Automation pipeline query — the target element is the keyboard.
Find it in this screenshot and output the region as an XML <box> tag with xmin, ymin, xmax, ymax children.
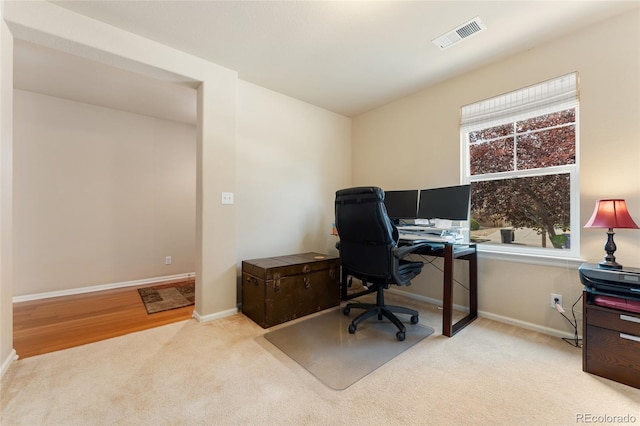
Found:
<box><xmin>398</xmin><ymin>233</ymin><xmax>453</xmax><ymax>243</ymax></box>
<box><xmin>397</xmin><ymin>225</ymin><xmax>436</xmax><ymax>232</ymax></box>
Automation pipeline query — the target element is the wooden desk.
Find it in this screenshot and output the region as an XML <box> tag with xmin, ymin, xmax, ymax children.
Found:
<box><xmin>340</xmin><ymin>242</ymin><xmax>478</xmax><ymax>337</ymax></box>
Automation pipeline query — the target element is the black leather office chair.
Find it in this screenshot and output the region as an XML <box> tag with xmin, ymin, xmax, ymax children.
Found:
<box><xmin>335</xmin><ymin>186</ymin><xmax>428</xmax><ymax>341</ymax></box>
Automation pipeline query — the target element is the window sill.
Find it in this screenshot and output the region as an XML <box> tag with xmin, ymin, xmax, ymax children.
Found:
<box><xmin>477</xmin><ymin>247</ymin><xmax>586</xmax><ymax>268</ymax></box>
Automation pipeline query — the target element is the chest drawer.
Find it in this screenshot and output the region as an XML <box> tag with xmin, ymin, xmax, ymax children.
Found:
<box><xmin>584</xmin><ymin>324</ymin><xmax>640</xmax><ymax>388</ymax></box>
<box><xmin>586</xmin><ymin>305</ymin><xmax>640</xmax><ymax>336</ymax></box>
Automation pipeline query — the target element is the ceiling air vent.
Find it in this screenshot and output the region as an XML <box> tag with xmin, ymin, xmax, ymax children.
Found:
<box><xmin>432</xmin><ymin>17</ymin><xmax>486</xmax><ymax>50</ymax></box>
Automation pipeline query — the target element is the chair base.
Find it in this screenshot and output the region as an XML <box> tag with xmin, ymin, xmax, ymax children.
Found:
<box><xmin>343</xmin><ymin>285</ymin><xmax>419</xmax><ymax>341</ymax></box>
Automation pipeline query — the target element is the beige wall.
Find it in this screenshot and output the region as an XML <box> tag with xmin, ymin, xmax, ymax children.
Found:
<box><xmin>236</xmin><ymin>80</ymin><xmax>351</xmax><ymax>264</ymax></box>
<box><xmin>12</xmin><ymin>90</ymin><xmax>196</xmax><ymax>297</ymax></box>
<box><xmin>352</xmin><ymin>9</ymin><xmax>640</xmax><ymax>336</ymax></box>
<box><xmin>1</xmin><ymin>8</ymin><xmax>17</xmax><ymax>373</ymax></box>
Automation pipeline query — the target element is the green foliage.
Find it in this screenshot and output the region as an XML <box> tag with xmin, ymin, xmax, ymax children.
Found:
<box><xmin>550</xmin><ymin>234</ymin><xmax>568</xmax><ymax>248</ymax></box>
<box><xmin>471</xmin><ymin>175</ymin><xmax>571</xmax><ymax>248</ymax></box>
<box><xmin>470</xmin><ymin>218</ymin><xmax>480</xmax><ymax>231</ymax></box>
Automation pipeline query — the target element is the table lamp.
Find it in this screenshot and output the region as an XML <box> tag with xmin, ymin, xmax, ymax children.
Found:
<box><xmin>584</xmin><ymin>199</ymin><xmax>639</xmax><ymax>269</ymax></box>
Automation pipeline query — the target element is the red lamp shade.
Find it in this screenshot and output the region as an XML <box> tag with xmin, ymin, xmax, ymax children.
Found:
<box><xmin>584</xmin><ymin>199</ymin><xmax>639</xmax><ymax>229</ymax></box>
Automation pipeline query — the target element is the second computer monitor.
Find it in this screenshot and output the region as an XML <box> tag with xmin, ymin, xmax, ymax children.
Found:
<box><xmin>384</xmin><ymin>189</ymin><xmax>419</xmax><ymax>220</ymax></box>
<box><xmin>418</xmin><ymin>184</ymin><xmax>471</xmax><ymax>221</ymax></box>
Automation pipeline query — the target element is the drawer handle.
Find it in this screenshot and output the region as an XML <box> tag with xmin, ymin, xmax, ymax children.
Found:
<box><xmin>620</xmin><ymin>314</ymin><xmax>640</xmax><ymax>324</ymax></box>
<box><xmin>620</xmin><ymin>333</ymin><xmax>640</xmax><ymax>343</ymax></box>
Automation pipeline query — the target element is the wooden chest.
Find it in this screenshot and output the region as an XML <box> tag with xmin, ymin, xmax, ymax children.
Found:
<box><xmin>241</xmin><ymin>252</ymin><xmax>340</xmax><ymax>328</ymax></box>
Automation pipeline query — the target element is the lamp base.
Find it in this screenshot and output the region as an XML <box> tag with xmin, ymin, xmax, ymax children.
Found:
<box><xmin>598</xmin><ymin>228</ymin><xmax>622</xmax><ymax>269</ymax></box>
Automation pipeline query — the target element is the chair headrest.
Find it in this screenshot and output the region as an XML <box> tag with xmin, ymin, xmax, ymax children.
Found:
<box><xmin>335</xmin><ymin>186</ymin><xmax>384</xmax><ymax>204</ymax></box>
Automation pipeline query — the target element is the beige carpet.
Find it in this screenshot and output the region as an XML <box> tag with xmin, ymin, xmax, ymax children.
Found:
<box><xmin>264</xmin><ymin>307</ymin><xmax>434</xmax><ymax>389</ymax></box>
<box><xmin>2</xmin><ymin>293</ymin><xmax>639</xmax><ymax>425</ymax></box>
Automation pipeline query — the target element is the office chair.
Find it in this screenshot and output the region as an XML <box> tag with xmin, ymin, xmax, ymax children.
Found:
<box><xmin>334</xmin><ymin>186</ymin><xmax>428</xmax><ymax>341</ymax></box>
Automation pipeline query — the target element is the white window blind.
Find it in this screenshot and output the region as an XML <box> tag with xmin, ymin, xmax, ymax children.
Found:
<box><xmin>461</xmin><ymin>72</ymin><xmax>579</xmax><ymax>133</ymax></box>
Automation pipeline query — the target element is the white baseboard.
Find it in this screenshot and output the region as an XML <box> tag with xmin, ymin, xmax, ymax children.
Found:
<box><xmin>388</xmin><ymin>288</ymin><xmax>578</xmax><ymax>340</ymax></box>
<box><xmin>477</xmin><ymin>310</ymin><xmax>580</xmax><ymax>340</ymax></box>
<box><xmin>12</xmin><ymin>273</ymin><xmax>196</xmax><ymax>303</ymax></box>
<box><xmin>193</xmin><ymin>307</ymin><xmax>238</xmax><ymax>323</ymax></box>
<box><xmin>388</xmin><ymin>287</ymin><xmax>469</xmax><ymax>313</ymax></box>
<box><xmin>1</xmin><ymin>349</ymin><xmax>18</xmax><ymax>378</ymax></box>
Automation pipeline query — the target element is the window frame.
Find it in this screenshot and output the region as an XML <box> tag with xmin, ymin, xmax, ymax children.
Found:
<box><xmin>460</xmin><ymin>75</ymin><xmax>581</xmax><ymax>260</ymax></box>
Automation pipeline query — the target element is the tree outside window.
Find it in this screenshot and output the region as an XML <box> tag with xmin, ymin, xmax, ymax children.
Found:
<box><xmin>465</xmin><ymin>109</ymin><xmax>577</xmax><ymax>251</ymax></box>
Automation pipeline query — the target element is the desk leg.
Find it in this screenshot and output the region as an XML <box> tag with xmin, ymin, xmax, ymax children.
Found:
<box><xmin>442</xmin><ymin>244</ymin><xmax>454</xmax><ymax>337</ymax></box>
<box><xmin>469</xmin><ymin>251</ymin><xmax>478</xmax><ymax>318</ymax></box>
<box><xmin>447</xmin><ymin>249</ymin><xmax>478</xmax><ymax>337</ymax></box>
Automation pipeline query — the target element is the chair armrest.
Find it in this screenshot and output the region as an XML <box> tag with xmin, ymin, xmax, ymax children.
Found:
<box><xmin>392</xmin><ymin>242</ymin><xmax>431</xmax><ymax>259</ymax></box>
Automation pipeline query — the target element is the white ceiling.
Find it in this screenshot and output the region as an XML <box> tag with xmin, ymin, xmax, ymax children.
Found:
<box><xmin>13</xmin><ymin>1</ymin><xmax>640</xmax><ymax>119</ymax></box>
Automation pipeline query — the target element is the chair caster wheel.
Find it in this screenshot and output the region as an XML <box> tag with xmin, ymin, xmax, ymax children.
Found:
<box><xmin>410</xmin><ymin>315</ymin><xmax>419</xmax><ymax>324</ymax></box>
<box><xmin>343</xmin><ymin>307</ymin><xmax>351</xmax><ymax>316</ymax></box>
<box><xmin>396</xmin><ymin>331</ymin><xmax>406</xmax><ymax>341</ymax></box>
<box><xmin>348</xmin><ymin>324</ymin><xmax>357</xmax><ymax>334</ymax></box>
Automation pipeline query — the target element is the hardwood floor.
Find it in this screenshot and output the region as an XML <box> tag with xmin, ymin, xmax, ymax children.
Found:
<box><xmin>13</xmin><ymin>282</ymin><xmax>194</xmax><ymax>359</ymax></box>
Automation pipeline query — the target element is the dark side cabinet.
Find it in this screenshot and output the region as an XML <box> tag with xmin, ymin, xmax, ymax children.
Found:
<box><xmin>583</xmin><ymin>291</ymin><xmax>640</xmax><ymax>388</ymax></box>
<box><xmin>242</xmin><ymin>252</ymin><xmax>340</xmax><ymax>328</ymax></box>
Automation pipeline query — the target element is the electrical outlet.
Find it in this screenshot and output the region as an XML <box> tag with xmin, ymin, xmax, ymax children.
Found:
<box><xmin>550</xmin><ymin>293</ymin><xmax>562</xmax><ymax>309</ymax></box>
<box><xmin>165</xmin><ymin>256</ymin><xmax>172</xmax><ymax>265</ymax></box>
<box><xmin>221</xmin><ymin>192</ymin><xmax>234</xmax><ymax>205</ymax></box>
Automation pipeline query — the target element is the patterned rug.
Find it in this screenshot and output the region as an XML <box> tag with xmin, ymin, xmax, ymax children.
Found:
<box><xmin>137</xmin><ymin>281</ymin><xmax>195</xmax><ymax>314</ymax></box>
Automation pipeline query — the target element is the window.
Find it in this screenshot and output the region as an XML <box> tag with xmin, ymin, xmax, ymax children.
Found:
<box><xmin>461</xmin><ymin>73</ymin><xmax>579</xmax><ymax>257</ymax></box>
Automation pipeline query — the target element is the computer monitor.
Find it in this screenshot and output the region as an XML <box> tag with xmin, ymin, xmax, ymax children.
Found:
<box><xmin>383</xmin><ymin>189</ymin><xmax>419</xmax><ymax>221</ymax></box>
<box><xmin>417</xmin><ymin>184</ymin><xmax>471</xmax><ymax>221</ymax></box>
